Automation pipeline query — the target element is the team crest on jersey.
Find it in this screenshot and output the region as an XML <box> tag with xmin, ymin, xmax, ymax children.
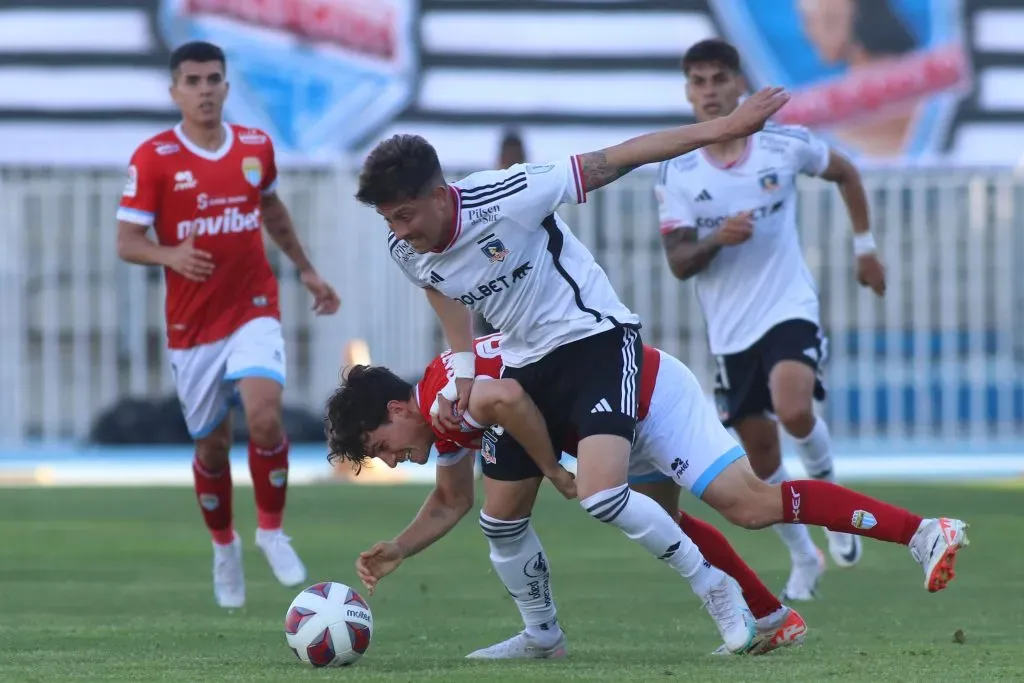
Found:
<box><xmin>158</xmin><ymin>0</ymin><xmax>419</xmax><ymax>155</ymax></box>
<box><xmin>481</xmin><ymin>238</ymin><xmax>510</xmax><ymax>263</ymax></box>
<box><xmin>759</xmin><ymin>172</ymin><xmax>779</xmax><ymax>192</ymax></box>
<box><xmin>480</xmin><ymin>430</ymin><xmax>498</xmax><ymax>465</ymax></box>
<box><xmin>241</xmin><ymin>157</ymin><xmax>263</xmax><ymax>188</ymax></box>
<box><xmin>710</xmin><ymin>0</ymin><xmax>971</xmax><ymax>164</ymax></box>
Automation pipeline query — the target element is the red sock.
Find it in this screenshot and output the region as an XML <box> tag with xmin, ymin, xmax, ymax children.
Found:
<box><xmin>192</xmin><ymin>457</ymin><xmax>234</xmax><ymax>545</ymax></box>
<box><xmin>678</xmin><ymin>511</ymin><xmax>782</xmax><ymax>620</ymax></box>
<box><xmin>781</xmin><ymin>480</ymin><xmax>923</xmax><ymax>545</ymax></box>
<box><xmin>249</xmin><ymin>438</ymin><xmax>290</xmax><ymax>530</ymax></box>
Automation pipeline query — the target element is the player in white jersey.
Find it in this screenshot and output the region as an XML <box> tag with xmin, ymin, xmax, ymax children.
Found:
<box><xmin>355</xmin><ymin>89</ymin><xmax>790</xmax><ymax>657</ymax></box>
<box><xmin>654</xmin><ymin>39</ymin><xmax>888</xmax><ymax>601</ymax></box>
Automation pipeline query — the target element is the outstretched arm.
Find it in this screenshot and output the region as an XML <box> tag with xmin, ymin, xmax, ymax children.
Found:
<box><xmin>392</xmin><ymin>453</ymin><xmax>476</xmax><ymax>559</ymax></box>
<box><xmin>576</xmin><ymin>87</ymin><xmax>790</xmax><ymax>193</ymax></box>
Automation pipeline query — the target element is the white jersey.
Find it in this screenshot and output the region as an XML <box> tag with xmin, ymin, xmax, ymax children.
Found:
<box><xmin>655</xmin><ymin>123</ymin><xmax>830</xmax><ymax>355</ymax></box>
<box><xmin>390</xmin><ymin>157</ymin><xmax>640</xmax><ymax>368</ymax></box>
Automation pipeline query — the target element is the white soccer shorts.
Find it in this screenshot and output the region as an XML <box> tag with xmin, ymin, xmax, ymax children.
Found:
<box><xmin>167</xmin><ymin>316</ymin><xmax>287</xmax><ymax>439</ymax></box>
<box><xmin>628</xmin><ymin>350</ymin><xmax>746</xmax><ymax>497</ymax></box>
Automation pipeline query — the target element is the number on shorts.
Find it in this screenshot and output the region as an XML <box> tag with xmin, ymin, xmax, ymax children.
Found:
<box><xmin>474</xmin><ymin>334</ymin><xmax>502</xmax><ymax>359</ymax></box>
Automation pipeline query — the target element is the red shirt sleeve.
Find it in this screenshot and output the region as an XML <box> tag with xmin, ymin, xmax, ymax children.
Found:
<box><xmin>116</xmin><ymin>145</ymin><xmax>161</xmax><ymax>228</ymax></box>
<box><xmin>261</xmin><ymin>136</ymin><xmax>279</xmax><ymax>196</ymax></box>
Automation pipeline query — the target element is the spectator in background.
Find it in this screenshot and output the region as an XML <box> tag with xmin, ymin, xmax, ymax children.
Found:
<box><xmin>473</xmin><ymin>130</ymin><xmax>529</xmax><ymax>336</ymax></box>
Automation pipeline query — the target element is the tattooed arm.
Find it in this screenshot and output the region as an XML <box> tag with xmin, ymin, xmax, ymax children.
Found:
<box><xmin>661</xmin><ymin>227</ymin><xmax>723</xmax><ymax>281</ymax></box>
<box><xmin>260</xmin><ymin>191</ymin><xmax>315</xmax><ymax>273</ymax></box>
<box><xmin>576</xmin><ymin>86</ymin><xmax>790</xmax><ymax>193</ymax></box>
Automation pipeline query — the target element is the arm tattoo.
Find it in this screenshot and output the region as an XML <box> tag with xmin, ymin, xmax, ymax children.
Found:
<box><xmin>577</xmin><ymin>151</ymin><xmax>638</xmax><ymax>193</ymax></box>
<box><xmin>261</xmin><ymin>193</ymin><xmax>313</xmax><ymax>272</ymax></box>
<box><xmin>661</xmin><ymin>227</ymin><xmax>721</xmax><ymax>280</ymax></box>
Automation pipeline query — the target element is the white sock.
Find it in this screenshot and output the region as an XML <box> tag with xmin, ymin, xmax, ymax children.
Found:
<box><xmin>789</xmin><ymin>417</ymin><xmax>835</xmax><ymax>481</ymax></box>
<box><xmin>580</xmin><ymin>484</ymin><xmax>721</xmax><ymax>596</ymax></box>
<box><xmin>478</xmin><ymin>512</ymin><xmax>562</xmax><ymax>645</ymax></box>
<box><xmin>765</xmin><ymin>465</ymin><xmax>819</xmax><ymax>562</ymax></box>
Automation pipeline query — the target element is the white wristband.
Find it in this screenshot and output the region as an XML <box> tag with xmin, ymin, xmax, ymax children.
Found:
<box><xmin>450</xmin><ymin>351</ymin><xmax>476</xmax><ymax>379</ymax></box>
<box><xmin>852</xmin><ymin>232</ymin><xmax>877</xmax><ymax>256</ymax></box>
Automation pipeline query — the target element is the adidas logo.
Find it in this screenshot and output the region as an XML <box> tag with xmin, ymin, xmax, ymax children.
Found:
<box><xmin>694</xmin><ymin>189</ymin><xmax>712</xmax><ymax>202</ymax></box>
<box><xmin>590</xmin><ymin>398</ymin><xmax>613</xmax><ymax>414</ymax></box>
<box><xmin>429</xmin><ymin>270</ymin><xmax>445</xmax><ymax>284</ymax></box>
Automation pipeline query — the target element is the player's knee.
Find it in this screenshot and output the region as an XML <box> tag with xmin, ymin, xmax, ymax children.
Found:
<box><xmin>774</xmin><ymin>403</ymin><xmax>815</xmax><ymax>437</ymax></box>
<box><xmin>702</xmin><ymin>460</ymin><xmax>778</xmax><ymax>529</ymax></box>
<box><xmin>195</xmin><ymin>434</ymin><xmax>231</xmax><ymax>472</ymax></box>
<box><xmin>246</xmin><ymin>405</ymin><xmax>283</xmax><ymax>447</ymax></box>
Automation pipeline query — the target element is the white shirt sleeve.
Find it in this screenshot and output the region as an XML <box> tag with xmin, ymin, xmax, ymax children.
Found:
<box><xmin>791</xmin><ymin>127</ymin><xmax>831</xmax><ymax>177</ymax></box>
<box><xmin>435</xmin><ymin>447</ymin><xmax>472</xmax><ymax>467</ymax></box>
<box><xmin>502</xmin><ymin>157</ymin><xmax>587</xmax><ymax>230</ymax></box>
<box><xmin>654</xmin><ymin>164</ymin><xmax>695</xmax><ymax>233</ymax></box>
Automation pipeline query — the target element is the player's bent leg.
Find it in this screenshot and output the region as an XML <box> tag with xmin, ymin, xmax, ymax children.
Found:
<box><xmin>629</xmin><ymin>477</ymin><xmax>803</xmax><ymax>656</ymax></box>
<box><xmin>193</xmin><ymin>419</ymin><xmax>245</xmax><ymax>609</ymax></box>
<box><xmin>469</xmin><ymin>475</ymin><xmax>566</xmax><ymax>660</ymax></box>
<box><xmin>579</xmin><ymin>435</ymin><xmax>755</xmax><ymax>653</ymax></box>
<box><xmin>733</xmin><ymin>417</ymin><xmax>823</xmax><ymax>602</ymax></box>
<box><xmin>704</xmin><ymin>460</ymin><xmax>970</xmax><ymax>592</ymax></box>
<box><xmin>237</xmin><ymin>375</ymin><xmax>306</xmax><ymax>588</ymax></box>
<box><xmin>768</xmin><ymin>360</ymin><xmax>861</xmax><ymax>567</ymax></box>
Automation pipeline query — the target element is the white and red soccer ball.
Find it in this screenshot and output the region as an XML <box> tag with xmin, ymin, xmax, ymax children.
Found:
<box><xmin>284</xmin><ymin>582</ymin><xmax>373</xmax><ymax>667</ymax></box>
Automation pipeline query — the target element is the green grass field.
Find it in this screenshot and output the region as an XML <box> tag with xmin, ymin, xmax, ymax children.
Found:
<box><xmin>1</xmin><ymin>482</ymin><xmax>1021</xmax><ymax>682</ymax></box>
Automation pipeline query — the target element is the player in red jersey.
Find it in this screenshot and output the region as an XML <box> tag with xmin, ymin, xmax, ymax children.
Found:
<box><xmin>326</xmin><ymin>334</ymin><xmax>970</xmax><ymax>657</ymax></box>
<box><xmin>115</xmin><ymin>41</ymin><xmax>340</xmax><ymax>609</ymax></box>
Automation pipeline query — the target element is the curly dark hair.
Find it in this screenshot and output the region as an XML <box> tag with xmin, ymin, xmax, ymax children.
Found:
<box><xmin>681</xmin><ymin>38</ymin><xmax>741</xmax><ymax>75</ymax></box>
<box><xmin>355</xmin><ymin>134</ymin><xmax>445</xmax><ymax>207</ymax></box>
<box><xmin>325</xmin><ymin>364</ymin><xmax>414</xmax><ymax>470</ymax></box>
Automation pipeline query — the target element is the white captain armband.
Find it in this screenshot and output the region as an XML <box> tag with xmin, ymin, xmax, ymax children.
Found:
<box><xmin>852</xmin><ymin>232</ymin><xmax>877</xmax><ymax>256</ymax></box>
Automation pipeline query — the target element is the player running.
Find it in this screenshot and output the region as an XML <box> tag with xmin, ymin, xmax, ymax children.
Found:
<box><xmin>328</xmin><ymin>335</ymin><xmax>807</xmax><ymax>657</ymax></box>
<box><xmin>115</xmin><ymin>41</ymin><xmax>340</xmax><ymax>609</ymax></box>
<box><xmin>329</xmin><ymin>336</ymin><xmax>967</xmax><ymax>656</ymax></box>
<box><xmin>655</xmin><ymin>38</ymin><xmax>889</xmax><ymax>600</ymax></box>
<box><xmin>356</xmin><ymin>89</ymin><xmax>790</xmax><ymax>657</ymax></box>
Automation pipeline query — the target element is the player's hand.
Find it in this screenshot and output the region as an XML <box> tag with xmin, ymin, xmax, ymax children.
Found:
<box><xmin>712</xmin><ymin>212</ymin><xmax>754</xmax><ymax>246</ymax></box>
<box><xmin>300</xmin><ymin>269</ymin><xmax>341</xmax><ymax>315</ymax></box>
<box><xmin>546</xmin><ymin>465</ymin><xmax>577</xmax><ymax>500</ymax></box>
<box><xmin>434</xmin><ymin>378</ymin><xmax>474</xmax><ymax>432</ymax></box>
<box><xmin>355</xmin><ymin>541</ymin><xmax>404</xmax><ymax>596</ymax></box>
<box><xmin>856</xmin><ymin>253</ymin><xmax>887</xmax><ymax>296</ymax></box>
<box><xmin>166</xmin><ymin>233</ymin><xmax>215</xmax><ymax>282</ymax></box>
<box><xmin>723</xmin><ymin>86</ymin><xmax>791</xmax><ymax>137</ymax></box>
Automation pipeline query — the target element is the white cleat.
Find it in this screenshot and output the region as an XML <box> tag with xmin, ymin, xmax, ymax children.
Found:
<box><xmin>213</xmin><ymin>533</ymin><xmax>246</xmax><ymax>609</ymax></box>
<box><xmin>781</xmin><ymin>548</ymin><xmax>826</xmax><ymax>602</ymax></box>
<box><xmin>465</xmin><ymin>631</ymin><xmax>567</xmax><ymax>660</ymax></box>
<box><xmin>255</xmin><ymin>529</ymin><xmax>307</xmax><ymax>587</ymax></box>
<box><xmin>909</xmin><ymin>518</ymin><xmax>969</xmax><ymax>593</ymax></box>
<box><xmin>701</xmin><ymin>575</ymin><xmax>756</xmax><ymax>654</ymax></box>
<box><xmin>826</xmin><ymin>530</ymin><xmax>863</xmax><ymax>568</ymax></box>
<box><xmin>712</xmin><ymin>606</ymin><xmax>808</xmax><ymax>656</ymax></box>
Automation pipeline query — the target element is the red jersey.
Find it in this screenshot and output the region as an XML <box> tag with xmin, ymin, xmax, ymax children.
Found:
<box><xmin>116</xmin><ymin>123</ymin><xmax>280</xmax><ymax>349</ymax></box>
<box><xmin>417</xmin><ymin>334</ymin><xmax>661</xmax><ymax>456</ymax></box>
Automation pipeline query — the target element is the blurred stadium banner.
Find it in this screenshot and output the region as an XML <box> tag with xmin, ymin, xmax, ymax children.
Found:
<box><xmin>0</xmin><ymin>0</ymin><xmax>1020</xmax><ymax>168</ymax></box>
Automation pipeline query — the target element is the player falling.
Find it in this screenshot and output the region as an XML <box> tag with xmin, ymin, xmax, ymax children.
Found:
<box><xmin>656</xmin><ymin>39</ymin><xmax>891</xmax><ymax>600</ymax></box>
<box><xmin>115</xmin><ymin>41</ymin><xmax>341</xmax><ymax>608</ymax></box>
<box><xmin>328</xmin><ymin>335</ymin><xmax>969</xmax><ymax>656</ymax></box>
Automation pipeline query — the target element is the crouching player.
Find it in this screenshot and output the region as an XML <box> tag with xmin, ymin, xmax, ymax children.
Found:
<box><xmin>327</xmin><ymin>334</ymin><xmax>810</xmax><ymax>657</ymax></box>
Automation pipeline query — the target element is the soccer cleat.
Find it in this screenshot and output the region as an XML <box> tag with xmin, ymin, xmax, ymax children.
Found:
<box><xmin>700</xmin><ymin>575</ymin><xmax>757</xmax><ymax>654</ymax></box>
<box><xmin>465</xmin><ymin>631</ymin><xmax>567</xmax><ymax>660</ymax></box>
<box><xmin>781</xmin><ymin>548</ymin><xmax>826</xmax><ymax>602</ymax></box>
<box><xmin>712</xmin><ymin>606</ymin><xmax>808</xmax><ymax>656</ymax></box>
<box><xmin>255</xmin><ymin>528</ymin><xmax>307</xmax><ymax>587</ymax></box>
<box><xmin>825</xmin><ymin>530</ymin><xmax>863</xmax><ymax>568</ymax></box>
<box><xmin>909</xmin><ymin>518</ymin><xmax>969</xmax><ymax>593</ymax></box>
<box><xmin>213</xmin><ymin>533</ymin><xmax>246</xmax><ymax>609</ymax></box>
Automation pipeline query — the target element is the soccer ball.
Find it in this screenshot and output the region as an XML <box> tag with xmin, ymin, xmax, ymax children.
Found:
<box><xmin>284</xmin><ymin>582</ymin><xmax>373</xmax><ymax>667</ymax></box>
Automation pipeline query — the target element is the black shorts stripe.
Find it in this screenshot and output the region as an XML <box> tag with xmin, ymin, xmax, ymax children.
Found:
<box><xmin>619</xmin><ymin>328</ymin><xmax>639</xmax><ymax>417</ymax></box>
<box><xmin>459</xmin><ymin>172</ymin><xmax>526</xmax><ymax>201</ymax></box>
<box><xmin>461</xmin><ymin>178</ymin><xmax>527</xmax><ymax>209</ymax></box>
